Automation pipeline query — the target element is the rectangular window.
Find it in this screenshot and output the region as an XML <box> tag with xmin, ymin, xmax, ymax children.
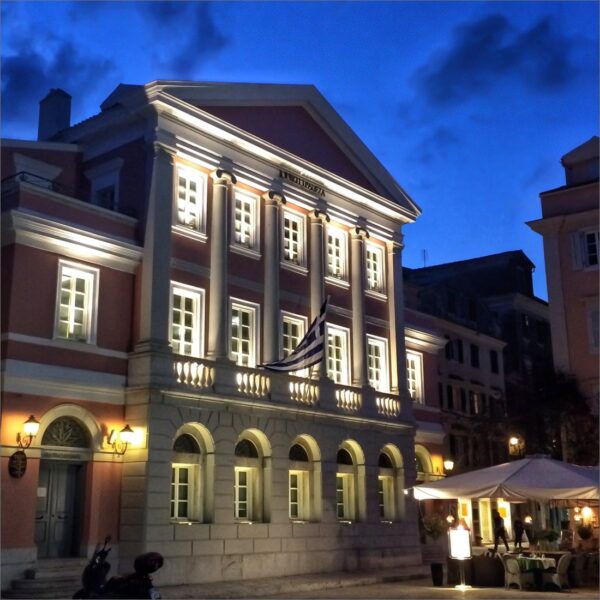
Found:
<box><xmin>456</xmin><ymin>339</ymin><xmax>464</xmax><ymax>363</ymax></box>
<box><xmin>282</xmin><ymin>210</ymin><xmax>305</xmax><ymax>266</ymax></box>
<box><xmin>55</xmin><ymin>261</ymin><xmax>99</xmax><ymax>343</ymax></box>
<box><xmin>446</xmin><ymin>385</ymin><xmax>454</xmax><ymax>410</ymax></box>
<box><xmin>366</xmin><ymin>243</ymin><xmax>385</xmax><ymax>293</ymax></box>
<box><xmin>233</xmin><ymin>191</ymin><xmax>259</xmax><ymax>250</ymax></box>
<box><xmin>445</xmin><ymin>337</ymin><xmax>453</xmax><ymax>360</ymax></box>
<box><xmin>460</xmin><ymin>388</ymin><xmax>467</xmax><ymax>413</ymax></box>
<box><xmin>406</xmin><ymin>351</ymin><xmax>423</xmax><ymax>403</ymax></box>
<box><xmin>171</xmin><ymin>464</ymin><xmax>195</xmax><ymax>520</ymax></box>
<box><xmin>171</xmin><ymin>284</ymin><xmax>204</xmax><ymax>357</ymax></box>
<box><xmin>327</xmin><ymin>325</ymin><xmax>350</xmax><ymax>384</ymax></box>
<box><xmin>282</xmin><ymin>313</ymin><xmax>307</xmax><ymax>376</ymax></box>
<box><xmin>234</xmin><ymin>467</ymin><xmax>252</xmax><ymax>519</ymax></box>
<box><xmin>289</xmin><ymin>470</ymin><xmax>308</xmax><ymax>520</ymax></box>
<box><xmin>584</xmin><ymin>231</ymin><xmax>599</xmax><ymax>267</ymax></box>
<box><xmin>490</xmin><ymin>350</ymin><xmax>499</xmax><ymax>374</ymax></box>
<box><xmin>336</xmin><ymin>473</ymin><xmax>354</xmax><ymax>520</ymax></box>
<box><xmin>95</xmin><ymin>185</ymin><xmax>116</xmax><ymax>210</ymax></box>
<box><xmin>326</xmin><ymin>227</ymin><xmax>347</xmax><ymax>280</ymax></box>
<box><xmin>378</xmin><ymin>475</ymin><xmax>394</xmax><ymax>521</ymax></box>
<box><xmin>469</xmin><ymin>391</ymin><xmax>480</xmax><ymax>415</ymax></box>
<box><xmin>367</xmin><ymin>336</ymin><xmax>389</xmax><ymax>391</ymax></box>
<box><xmin>470</xmin><ymin>344</ymin><xmax>480</xmax><ymax>368</ymax></box>
<box><xmin>230</xmin><ymin>301</ymin><xmax>257</xmax><ymax>367</ymax></box>
<box><xmin>176</xmin><ymin>167</ymin><xmax>206</xmax><ymax>232</ymax></box>
<box><xmin>588</xmin><ymin>306</ymin><xmax>599</xmax><ymax>350</ymax></box>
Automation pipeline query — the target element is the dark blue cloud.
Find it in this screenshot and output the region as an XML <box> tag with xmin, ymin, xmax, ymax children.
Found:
<box><xmin>1</xmin><ymin>39</ymin><xmax>115</xmax><ymax>132</ymax></box>
<box><xmin>413</xmin><ymin>14</ymin><xmax>580</xmax><ymax>107</ymax></box>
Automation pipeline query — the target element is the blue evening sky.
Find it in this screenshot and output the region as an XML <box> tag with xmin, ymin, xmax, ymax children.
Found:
<box><xmin>2</xmin><ymin>1</ymin><xmax>598</xmax><ymax>298</ymax></box>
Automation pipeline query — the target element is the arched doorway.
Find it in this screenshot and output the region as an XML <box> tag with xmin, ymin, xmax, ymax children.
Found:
<box><xmin>35</xmin><ymin>417</ymin><xmax>91</xmax><ymax>558</ymax></box>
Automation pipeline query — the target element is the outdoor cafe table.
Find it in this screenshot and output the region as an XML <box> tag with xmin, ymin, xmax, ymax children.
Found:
<box><xmin>517</xmin><ymin>556</ymin><xmax>556</xmax><ymax>590</ymax></box>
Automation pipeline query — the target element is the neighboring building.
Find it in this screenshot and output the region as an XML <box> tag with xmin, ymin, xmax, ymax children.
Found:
<box><xmin>1</xmin><ymin>82</ymin><xmax>423</xmax><ymax>589</ymax></box>
<box><xmin>528</xmin><ymin>137</ymin><xmax>599</xmax><ymax>414</ymax></box>
<box><xmin>404</xmin><ymin>251</ymin><xmax>554</xmax><ymax>458</ymax></box>
<box><xmin>403</xmin><ymin>271</ymin><xmax>508</xmax><ymax>546</ymax></box>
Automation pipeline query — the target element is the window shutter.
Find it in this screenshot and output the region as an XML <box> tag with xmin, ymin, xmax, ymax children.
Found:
<box><xmin>570</xmin><ymin>232</ymin><xmax>583</xmax><ymax>269</ymax></box>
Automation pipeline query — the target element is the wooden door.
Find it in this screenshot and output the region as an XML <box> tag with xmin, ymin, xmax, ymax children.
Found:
<box><xmin>35</xmin><ymin>461</ymin><xmax>83</xmax><ymax>558</ymax></box>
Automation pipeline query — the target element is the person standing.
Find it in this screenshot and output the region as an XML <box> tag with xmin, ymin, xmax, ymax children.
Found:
<box><xmin>513</xmin><ymin>518</ymin><xmax>525</xmax><ymax>551</ymax></box>
<box><xmin>492</xmin><ymin>509</ymin><xmax>510</xmax><ymax>553</ymax></box>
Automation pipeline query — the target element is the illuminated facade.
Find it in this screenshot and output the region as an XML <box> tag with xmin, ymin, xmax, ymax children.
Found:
<box><xmin>1</xmin><ymin>82</ymin><xmax>422</xmax><ymax>588</ymax></box>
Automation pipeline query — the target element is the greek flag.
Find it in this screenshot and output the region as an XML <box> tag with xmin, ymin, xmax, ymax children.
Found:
<box><xmin>262</xmin><ymin>298</ymin><xmax>329</xmax><ymax>372</ymax></box>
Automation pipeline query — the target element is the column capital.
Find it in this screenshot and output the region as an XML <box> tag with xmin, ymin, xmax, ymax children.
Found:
<box><xmin>262</xmin><ymin>190</ymin><xmax>286</xmax><ymax>206</ymax></box>
<box><xmin>152</xmin><ymin>140</ymin><xmax>177</xmax><ymax>159</ymax></box>
<box><xmin>211</xmin><ymin>168</ymin><xmax>237</xmax><ymax>185</ymax></box>
<box><xmin>309</xmin><ymin>208</ymin><xmax>330</xmax><ymax>223</ymax></box>
<box><xmin>350</xmin><ymin>226</ymin><xmax>369</xmax><ymax>240</ymax></box>
<box><xmin>386</xmin><ymin>233</ymin><xmax>405</xmax><ymax>252</ymax></box>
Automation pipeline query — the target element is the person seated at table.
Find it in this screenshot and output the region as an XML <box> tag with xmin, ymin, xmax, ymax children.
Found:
<box><xmin>492</xmin><ymin>509</ymin><xmax>510</xmax><ymax>554</ymax></box>
<box><xmin>514</xmin><ymin>518</ymin><xmax>525</xmax><ymax>551</ymax></box>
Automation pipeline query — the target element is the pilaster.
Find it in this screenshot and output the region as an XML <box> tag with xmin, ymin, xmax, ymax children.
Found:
<box><xmin>262</xmin><ymin>191</ymin><xmax>286</xmax><ymax>364</ymax></box>
<box><xmin>350</xmin><ymin>226</ymin><xmax>368</xmax><ymax>387</ymax></box>
<box><xmin>207</xmin><ymin>169</ymin><xmax>236</xmax><ymax>360</ymax></box>
<box><xmin>309</xmin><ymin>208</ymin><xmax>329</xmax><ymax>321</ymax></box>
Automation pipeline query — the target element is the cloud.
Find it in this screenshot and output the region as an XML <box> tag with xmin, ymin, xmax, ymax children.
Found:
<box><xmin>410</xmin><ymin>126</ymin><xmax>460</xmax><ymax>166</ymax></box>
<box><xmin>413</xmin><ymin>14</ymin><xmax>579</xmax><ymax>107</ymax></box>
<box><xmin>1</xmin><ymin>39</ymin><xmax>115</xmax><ymax>132</ymax></box>
<box><xmin>142</xmin><ymin>2</ymin><xmax>229</xmax><ymax>77</ymax></box>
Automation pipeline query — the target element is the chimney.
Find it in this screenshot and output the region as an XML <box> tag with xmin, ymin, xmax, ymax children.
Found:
<box><xmin>38</xmin><ymin>89</ymin><xmax>71</xmax><ymax>141</ymax></box>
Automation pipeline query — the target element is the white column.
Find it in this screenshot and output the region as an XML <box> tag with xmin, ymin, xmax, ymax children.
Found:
<box><xmin>137</xmin><ymin>142</ymin><xmax>175</xmax><ymax>349</ymax></box>
<box><xmin>263</xmin><ymin>191</ymin><xmax>285</xmax><ymax>364</ymax></box>
<box><xmin>351</xmin><ymin>226</ymin><xmax>368</xmax><ymax>387</ymax></box>
<box><xmin>207</xmin><ymin>169</ymin><xmax>236</xmax><ymax>360</ymax></box>
<box><xmin>386</xmin><ymin>233</ymin><xmax>408</xmax><ymax>395</ymax></box>
<box><xmin>309</xmin><ymin>209</ymin><xmax>328</xmax><ymax>320</ymax></box>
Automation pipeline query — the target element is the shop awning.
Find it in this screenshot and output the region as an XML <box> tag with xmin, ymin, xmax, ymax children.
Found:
<box><xmin>413</xmin><ymin>456</ymin><xmax>599</xmax><ymax>502</ymax></box>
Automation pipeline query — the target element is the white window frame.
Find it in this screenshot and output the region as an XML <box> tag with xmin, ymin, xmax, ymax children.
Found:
<box><xmin>54</xmin><ymin>260</ymin><xmax>99</xmax><ymax>344</ymax></box>
<box><xmin>406</xmin><ymin>350</ymin><xmax>424</xmax><ymax>403</ymax></box>
<box><xmin>335</xmin><ymin>472</ymin><xmax>355</xmax><ymax>521</ymax></box>
<box><xmin>170</xmin><ymin>283</ymin><xmax>205</xmax><ymax>358</ymax></box>
<box><xmin>234</xmin><ymin>466</ymin><xmax>254</xmax><ymax>520</ymax></box>
<box><xmin>586</xmin><ymin>303</ymin><xmax>599</xmax><ymax>352</ymax></box>
<box><xmin>365</xmin><ymin>242</ymin><xmax>386</xmax><ymax>295</ymax></box>
<box><xmin>326</xmin><ymin>226</ymin><xmax>348</xmax><ymax>282</ymax></box>
<box><xmin>378</xmin><ymin>474</ymin><xmax>395</xmax><ymax>521</ymax></box>
<box><xmin>326</xmin><ymin>324</ymin><xmax>351</xmax><ymax>385</ymax></box>
<box><xmin>288</xmin><ymin>470</ymin><xmax>309</xmax><ymax>520</ymax></box>
<box><xmin>230</xmin><ymin>299</ymin><xmax>259</xmax><ymax>367</ymax></box>
<box><xmin>583</xmin><ymin>230</ymin><xmax>599</xmax><ymax>268</ymax></box>
<box><xmin>174</xmin><ymin>165</ymin><xmax>208</xmax><ymax>237</ymax></box>
<box><xmin>281</xmin><ymin>208</ymin><xmax>307</xmax><ymax>270</ymax></box>
<box><xmin>281</xmin><ymin>311</ymin><xmax>308</xmax><ymax>377</ymax></box>
<box><xmin>170</xmin><ymin>462</ymin><xmax>200</xmax><ymax>522</ymax></box>
<box><xmin>367</xmin><ymin>335</ymin><xmax>389</xmax><ymax>392</ymax></box>
<box><xmin>231</xmin><ymin>189</ymin><xmax>260</xmax><ymax>257</ymax></box>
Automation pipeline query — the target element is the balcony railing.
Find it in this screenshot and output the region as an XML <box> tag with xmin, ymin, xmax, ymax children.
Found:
<box><xmin>172</xmin><ymin>357</ymin><xmax>406</xmax><ymax>421</ymax></box>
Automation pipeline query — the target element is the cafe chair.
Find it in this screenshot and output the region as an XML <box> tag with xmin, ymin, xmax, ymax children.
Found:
<box><xmin>502</xmin><ymin>555</ymin><xmax>535</xmax><ymax>590</ymax></box>
<box><xmin>543</xmin><ymin>553</ymin><xmax>572</xmax><ymax>592</ymax></box>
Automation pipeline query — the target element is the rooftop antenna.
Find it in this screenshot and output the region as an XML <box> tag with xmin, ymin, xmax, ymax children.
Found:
<box><xmin>422</xmin><ymin>249</ymin><xmax>428</xmax><ymax>268</ymax></box>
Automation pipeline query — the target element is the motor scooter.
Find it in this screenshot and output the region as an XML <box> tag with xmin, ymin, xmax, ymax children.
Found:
<box><xmin>73</xmin><ymin>536</ymin><xmax>163</xmax><ymax>599</ymax></box>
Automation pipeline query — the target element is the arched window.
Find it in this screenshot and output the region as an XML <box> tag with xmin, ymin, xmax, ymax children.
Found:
<box><xmin>234</xmin><ymin>430</ymin><xmax>271</xmax><ymax>522</ymax></box>
<box><xmin>41</xmin><ymin>417</ymin><xmax>90</xmax><ymax>448</ymax></box>
<box><xmin>171</xmin><ymin>425</ymin><xmax>215</xmax><ymax>523</ymax></box>
<box><xmin>288</xmin><ymin>436</ymin><xmax>321</xmax><ymax>522</ymax></box>
<box><xmin>415</xmin><ymin>444</ymin><xmax>434</xmax><ymax>483</ymax></box>
<box><xmin>378</xmin><ymin>444</ymin><xmax>405</xmax><ymax>522</ymax></box>
<box><xmin>336</xmin><ymin>440</ymin><xmax>365</xmax><ymax>522</ymax></box>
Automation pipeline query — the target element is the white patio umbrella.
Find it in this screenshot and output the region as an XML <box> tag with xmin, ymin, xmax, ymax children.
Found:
<box><xmin>413</xmin><ymin>456</ymin><xmax>599</xmax><ymax>502</ymax></box>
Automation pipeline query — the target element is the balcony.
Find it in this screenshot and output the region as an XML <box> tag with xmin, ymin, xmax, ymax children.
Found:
<box><xmin>172</xmin><ymin>357</ymin><xmax>408</xmax><ymax>422</ymax></box>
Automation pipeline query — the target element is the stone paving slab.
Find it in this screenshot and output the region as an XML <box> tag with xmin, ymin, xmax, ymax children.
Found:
<box><xmin>159</xmin><ymin>567</ymin><xmax>430</xmax><ymax>599</ymax></box>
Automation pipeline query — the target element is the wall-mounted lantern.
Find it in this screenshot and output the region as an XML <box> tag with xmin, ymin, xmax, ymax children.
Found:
<box><xmin>8</xmin><ymin>415</ymin><xmax>40</xmax><ymax>478</ymax></box>
<box><xmin>443</xmin><ymin>458</ymin><xmax>455</xmax><ymax>472</ymax></box>
<box><xmin>508</xmin><ymin>435</ymin><xmax>525</xmax><ymax>458</ymax></box>
<box><xmin>107</xmin><ymin>424</ymin><xmax>135</xmax><ymax>455</ymax></box>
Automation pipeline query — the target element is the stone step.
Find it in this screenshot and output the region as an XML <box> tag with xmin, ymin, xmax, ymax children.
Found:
<box><xmin>34</xmin><ymin>558</ymin><xmax>87</xmax><ymax>570</ymax></box>
<box><xmin>12</xmin><ymin>576</ymin><xmax>80</xmax><ymax>591</ymax></box>
<box><xmin>3</xmin><ymin>585</ymin><xmax>77</xmax><ymax>599</ymax></box>
<box><xmin>25</xmin><ymin>566</ymin><xmax>83</xmax><ymax>580</ymax></box>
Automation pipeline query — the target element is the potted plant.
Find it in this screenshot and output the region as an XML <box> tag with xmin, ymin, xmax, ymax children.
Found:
<box><xmin>577</xmin><ymin>524</ymin><xmax>595</xmax><ymax>549</ymax></box>
<box><xmin>422</xmin><ymin>515</ymin><xmax>446</xmax><ymax>586</ymax></box>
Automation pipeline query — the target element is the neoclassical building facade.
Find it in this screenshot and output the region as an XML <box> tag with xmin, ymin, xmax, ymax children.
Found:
<box><xmin>1</xmin><ymin>82</ymin><xmax>424</xmax><ymax>587</ymax></box>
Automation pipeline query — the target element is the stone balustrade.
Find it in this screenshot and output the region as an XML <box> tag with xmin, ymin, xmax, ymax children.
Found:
<box><xmin>172</xmin><ymin>358</ymin><xmax>407</xmax><ymax>422</ymax></box>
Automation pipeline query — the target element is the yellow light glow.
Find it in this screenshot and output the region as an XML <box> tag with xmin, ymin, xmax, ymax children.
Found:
<box><xmin>582</xmin><ymin>506</ymin><xmax>593</xmax><ymax>522</ymax></box>
<box><xmin>449</xmin><ymin>527</ymin><xmax>472</xmax><ymax>559</ymax></box>
<box><xmin>509</xmin><ymin>436</ymin><xmax>519</xmax><ymax>446</ymax></box>
<box><xmin>524</xmin><ymin>515</ymin><xmax>533</xmax><ymax>524</ymax></box>
<box><xmin>23</xmin><ymin>415</ymin><xmax>40</xmax><ymax>437</ymax></box>
<box><xmin>119</xmin><ymin>424</ymin><xmax>135</xmax><ymax>445</ymax></box>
